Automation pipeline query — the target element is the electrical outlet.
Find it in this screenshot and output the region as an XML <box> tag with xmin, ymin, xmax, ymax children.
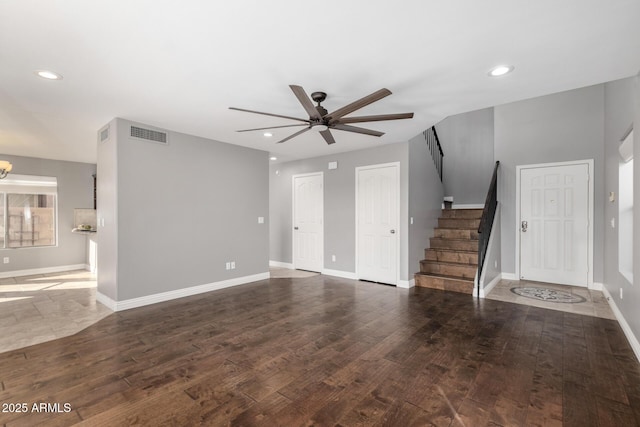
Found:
<box><xmin>225</xmin><ymin>262</ymin><xmax>231</xmax><ymax>270</ymax></box>
<box><xmin>231</xmin><ymin>261</ymin><xmax>236</xmax><ymax>269</ymax></box>
<box><xmin>3</xmin><ymin>257</ymin><xmax>9</xmax><ymax>264</ymax></box>
<box><xmin>620</xmin><ymin>288</ymin><xmax>624</xmax><ymax>299</ymax></box>
<box><xmin>332</xmin><ymin>255</ymin><xmax>336</xmax><ymax>262</ymax></box>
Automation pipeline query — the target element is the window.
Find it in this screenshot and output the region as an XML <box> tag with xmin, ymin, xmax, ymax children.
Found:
<box><xmin>0</xmin><ymin>175</ymin><xmax>57</xmax><ymax>249</ymax></box>
<box><xmin>618</xmin><ymin>129</ymin><xmax>633</xmax><ymax>283</ymax></box>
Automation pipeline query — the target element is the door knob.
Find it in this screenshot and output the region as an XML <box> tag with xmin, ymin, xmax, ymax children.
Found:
<box><xmin>390</xmin><ymin>229</ymin><xmax>396</xmax><ymax>234</ymax></box>
<box><xmin>521</xmin><ymin>221</ymin><xmax>528</xmax><ymax>232</ymax></box>
<box><xmin>294</xmin><ymin>226</ymin><xmax>299</xmax><ymax>230</ymax></box>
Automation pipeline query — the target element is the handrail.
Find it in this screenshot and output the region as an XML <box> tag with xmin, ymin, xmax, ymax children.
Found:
<box><xmin>477</xmin><ymin>161</ymin><xmax>500</xmax><ymax>297</ymax></box>
<box><xmin>423</xmin><ymin>126</ymin><xmax>444</xmax><ymax>181</ymax></box>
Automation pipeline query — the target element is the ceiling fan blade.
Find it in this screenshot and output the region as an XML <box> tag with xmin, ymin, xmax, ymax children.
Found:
<box><xmin>326</xmin><ymin>88</ymin><xmax>392</xmax><ymax>121</ymax></box>
<box><xmin>332</xmin><ymin>124</ymin><xmax>385</xmax><ymax>137</ymax></box>
<box><xmin>290</xmin><ymin>85</ymin><xmax>323</xmax><ymax>121</ymax></box>
<box><xmin>319</xmin><ymin>129</ymin><xmax>336</xmax><ymax>145</ymax></box>
<box><xmin>229</xmin><ymin>107</ymin><xmax>309</xmax><ymax>123</ymax></box>
<box><xmin>237</xmin><ymin>124</ymin><xmax>309</xmax><ymax>133</ymax></box>
<box><xmin>276</xmin><ymin>126</ymin><xmax>311</xmax><ymax>144</ymax></box>
<box><xmin>337</xmin><ymin>112</ymin><xmax>414</xmax><ymax>124</ymax></box>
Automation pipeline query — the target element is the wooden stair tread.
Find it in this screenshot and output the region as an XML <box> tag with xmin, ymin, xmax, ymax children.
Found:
<box><xmin>426</xmin><ymin>248</ymin><xmax>477</xmax><ymax>254</ymax></box>
<box><xmin>421</xmin><ymin>260</ymin><xmax>478</xmax><ymax>267</ymax></box>
<box><xmin>414</xmin><ymin>272</ymin><xmax>475</xmax><ymax>294</ymax></box>
<box><xmin>440</xmin><ymin>209</ymin><xmax>483</xmax><ymax>217</ymax></box>
<box><xmin>435</xmin><ymin>227</ymin><xmax>479</xmax><ymax>231</ymax></box>
<box><xmin>415</xmin><ymin>272</ymin><xmax>474</xmax><ymax>282</ymax></box>
<box><xmin>431</xmin><ymin>237</ymin><xmax>478</xmax><ymax>242</ymax></box>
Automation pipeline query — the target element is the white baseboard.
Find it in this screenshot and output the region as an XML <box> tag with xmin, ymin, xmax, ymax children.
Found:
<box><xmin>602</xmin><ymin>286</ymin><xmax>640</xmax><ymax>363</ymax></box>
<box><xmin>479</xmin><ymin>273</ymin><xmax>502</xmax><ymax>298</ymax></box>
<box><xmin>0</xmin><ymin>264</ymin><xmax>88</xmax><ymax>279</ymax></box>
<box><xmin>322</xmin><ymin>269</ymin><xmax>357</xmax><ymax>280</ymax></box>
<box><xmin>95</xmin><ymin>291</ymin><xmax>117</xmax><ymax>311</ymax></box>
<box><xmin>452</xmin><ymin>204</ymin><xmax>484</xmax><ymax>209</ymax></box>
<box><xmin>97</xmin><ymin>272</ymin><xmax>270</xmax><ymax>312</ymax></box>
<box><xmin>269</xmin><ymin>260</ymin><xmax>294</xmax><ymax>269</ymax></box>
<box><xmin>501</xmin><ymin>273</ymin><xmax>518</xmax><ymax>281</ymax></box>
<box><xmin>589</xmin><ymin>281</ymin><xmax>603</xmax><ymax>291</ymax></box>
<box><xmin>397</xmin><ymin>279</ymin><xmax>415</xmax><ymax>289</ymax></box>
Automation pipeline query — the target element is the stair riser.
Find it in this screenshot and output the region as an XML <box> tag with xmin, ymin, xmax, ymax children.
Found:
<box><xmin>434</xmin><ymin>229</ymin><xmax>479</xmax><ymax>240</ymax></box>
<box><xmin>438</xmin><ymin>218</ymin><xmax>481</xmax><ymax>229</ymax></box>
<box><xmin>414</xmin><ymin>274</ymin><xmax>474</xmax><ymax>294</ymax></box>
<box><xmin>440</xmin><ymin>209</ymin><xmax>483</xmax><ymax>219</ymax></box>
<box><xmin>430</xmin><ymin>238</ymin><xmax>478</xmax><ymax>252</ymax></box>
<box><xmin>420</xmin><ymin>261</ymin><xmax>477</xmax><ymax>279</ymax></box>
<box><xmin>425</xmin><ymin>249</ymin><xmax>478</xmax><ymax>265</ymax></box>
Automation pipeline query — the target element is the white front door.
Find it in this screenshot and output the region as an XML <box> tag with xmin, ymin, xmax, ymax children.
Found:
<box><xmin>357</xmin><ymin>164</ymin><xmax>399</xmax><ymax>285</ymax></box>
<box><xmin>293</xmin><ymin>173</ymin><xmax>323</xmax><ymax>272</ymax></box>
<box><xmin>519</xmin><ymin>162</ymin><xmax>590</xmax><ymax>286</ymax></box>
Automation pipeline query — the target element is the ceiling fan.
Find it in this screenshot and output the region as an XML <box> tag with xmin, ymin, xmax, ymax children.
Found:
<box><xmin>229</xmin><ymin>85</ymin><xmax>414</xmax><ymax>145</ymax></box>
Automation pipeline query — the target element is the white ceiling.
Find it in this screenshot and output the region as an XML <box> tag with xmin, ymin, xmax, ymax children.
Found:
<box><xmin>1</xmin><ymin>0</ymin><xmax>639</xmax><ymax>164</ymax></box>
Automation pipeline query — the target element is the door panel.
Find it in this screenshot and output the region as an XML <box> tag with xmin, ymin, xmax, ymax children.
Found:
<box><xmin>357</xmin><ymin>165</ymin><xmax>398</xmax><ymax>285</ymax></box>
<box><xmin>293</xmin><ymin>174</ymin><xmax>323</xmax><ymax>272</ymax></box>
<box><xmin>520</xmin><ymin>163</ymin><xmax>589</xmax><ymax>286</ymax></box>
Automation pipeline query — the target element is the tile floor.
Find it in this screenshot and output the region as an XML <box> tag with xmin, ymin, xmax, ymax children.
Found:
<box><xmin>0</xmin><ymin>270</ymin><xmax>111</xmax><ymax>353</ymax></box>
<box><xmin>485</xmin><ymin>278</ymin><xmax>616</xmax><ymax>320</ymax></box>
<box><xmin>269</xmin><ymin>267</ymin><xmax>319</xmax><ymax>279</ymax></box>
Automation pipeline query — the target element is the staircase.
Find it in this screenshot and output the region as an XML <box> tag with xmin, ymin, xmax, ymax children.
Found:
<box><xmin>414</xmin><ymin>208</ymin><xmax>482</xmax><ymax>294</ymax></box>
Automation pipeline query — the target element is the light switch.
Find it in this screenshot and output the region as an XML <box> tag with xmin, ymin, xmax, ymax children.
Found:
<box><xmin>611</xmin><ymin>217</ymin><xmax>615</xmax><ymax>228</ymax></box>
<box><xmin>258</xmin><ymin>216</ymin><xmax>264</xmax><ymax>224</ymax></box>
<box><xmin>328</xmin><ymin>161</ymin><xmax>338</xmax><ymax>170</ymax></box>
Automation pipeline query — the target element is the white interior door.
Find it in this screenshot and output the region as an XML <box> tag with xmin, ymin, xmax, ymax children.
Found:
<box><xmin>357</xmin><ymin>164</ymin><xmax>399</xmax><ymax>285</ymax></box>
<box><xmin>520</xmin><ymin>162</ymin><xmax>590</xmax><ymax>286</ymax></box>
<box><xmin>293</xmin><ymin>173</ymin><xmax>323</xmax><ymax>272</ymax></box>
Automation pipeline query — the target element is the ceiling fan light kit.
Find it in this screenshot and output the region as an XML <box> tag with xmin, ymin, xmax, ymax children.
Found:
<box><xmin>230</xmin><ymin>85</ymin><xmax>414</xmax><ymax>145</ymax></box>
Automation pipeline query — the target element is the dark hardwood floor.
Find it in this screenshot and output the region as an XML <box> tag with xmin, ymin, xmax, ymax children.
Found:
<box><xmin>1</xmin><ymin>274</ymin><xmax>639</xmax><ymax>426</ymax></box>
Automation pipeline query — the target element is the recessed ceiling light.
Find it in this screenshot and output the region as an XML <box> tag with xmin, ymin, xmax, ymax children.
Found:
<box><xmin>270</xmin><ymin>156</ymin><xmax>277</xmax><ymax>161</ymax></box>
<box><xmin>263</xmin><ymin>132</ymin><xmax>273</xmax><ymax>137</ymax></box>
<box><xmin>488</xmin><ymin>65</ymin><xmax>514</xmax><ymax>77</ymax></box>
<box><xmin>35</xmin><ymin>70</ymin><xmax>63</xmax><ymax>80</ymax></box>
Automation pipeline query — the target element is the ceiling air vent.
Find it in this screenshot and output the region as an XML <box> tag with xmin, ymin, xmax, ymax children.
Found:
<box><xmin>130</xmin><ymin>125</ymin><xmax>168</xmax><ymax>145</ymax></box>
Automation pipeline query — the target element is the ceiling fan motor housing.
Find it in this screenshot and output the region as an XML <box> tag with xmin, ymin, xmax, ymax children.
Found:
<box><xmin>310</xmin><ymin>92</ymin><xmax>328</xmax><ymax>121</ymax></box>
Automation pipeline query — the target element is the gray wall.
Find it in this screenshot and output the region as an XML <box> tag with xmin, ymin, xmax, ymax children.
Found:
<box><xmin>269</xmin><ymin>143</ymin><xmax>410</xmax><ymax>281</ymax></box>
<box><xmin>0</xmin><ymin>154</ymin><xmax>95</xmax><ymax>274</ymax></box>
<box><xmin>99</xmin><ymin>118</ymin><xmax>269</xmax><ymax>301</ymax></box>
<box><xmin>408</xmin><ymin>134</ymin><xmax>444</xmax><ymax>277</ymax></box>
<box><xmin>97</xmin><ymin>119</ymin><xmax>118</xmax><ymax>300</ymax></box>
<box><xmin>603</xmin><ymin>76</ymin><xmax>639</xmax><ymax>343</ymax></box>
<box><xmin>494</xmin><ymin>84</ymin><xmax>606</xmax><ymax>283</ymax></box>
<box><xmin>435</xmin><ymin>108</ymin><xmax>495</xmax><ymax>205</ymax></box>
